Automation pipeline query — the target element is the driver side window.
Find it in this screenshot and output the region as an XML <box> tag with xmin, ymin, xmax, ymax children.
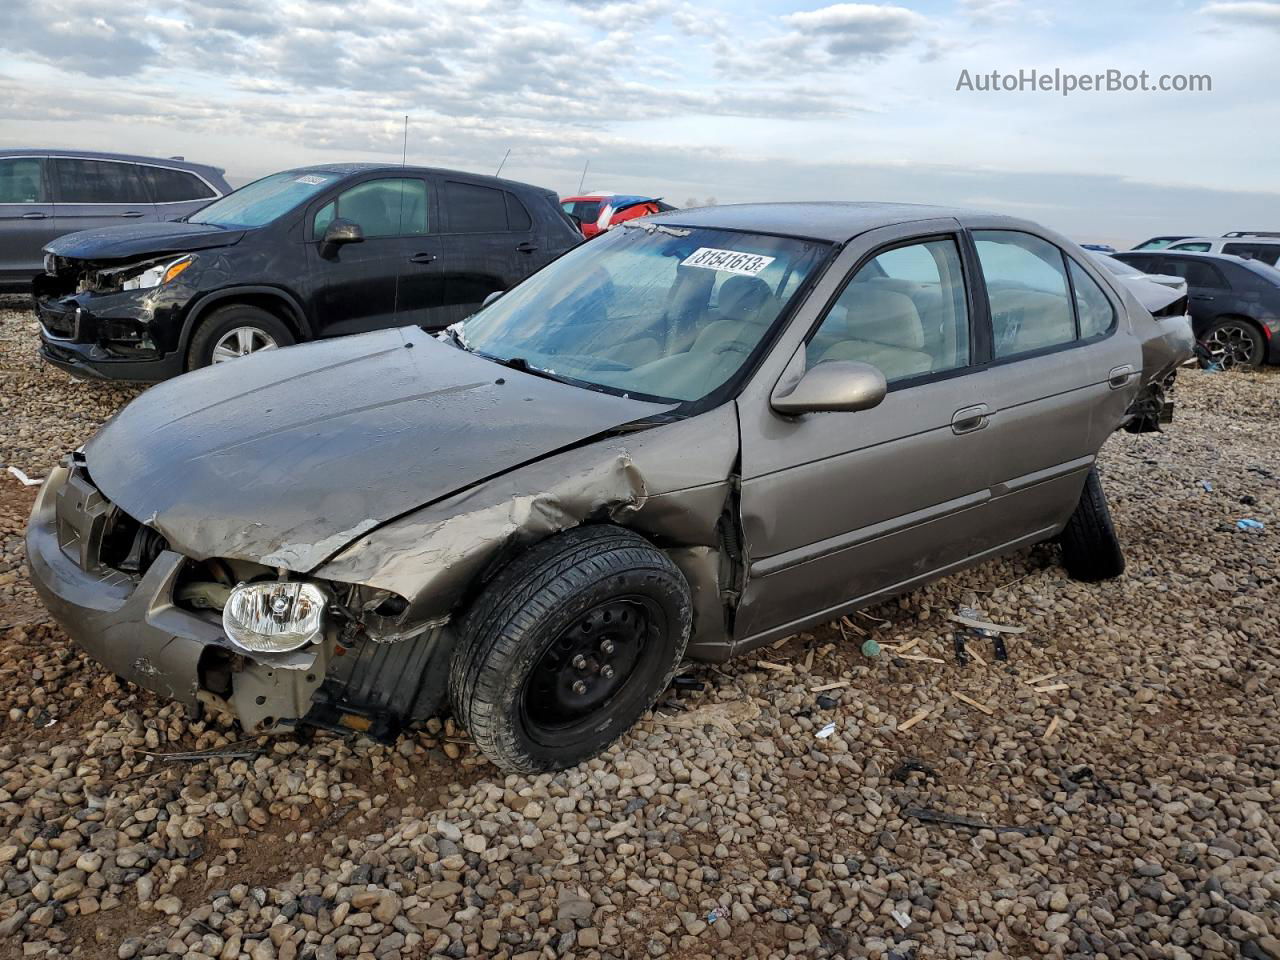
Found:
<box><xmin>313</xmin><ymin>178</ymin><xmax>429</xmax><ymax>239</ymax></box>
<box><xmin>807</xmin><ymin>238</ymin><xmax>970</xmax><ymax>384</ymax></box>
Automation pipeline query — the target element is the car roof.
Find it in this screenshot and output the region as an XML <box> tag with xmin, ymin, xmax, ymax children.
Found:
<box><xmin>644</xmin><ymin>201</ymin><xmax>999</xmax><ymax>243</ymax></box>
<box><xmin>276</xmin><ymin>162</ymin><xmax>551</xmax><ymax>194</ymax></box>
<box><xmin>1170</xmin><ymin>236</ymin><xmax>1280</xmax><ymax>245</ymax></box>
<box><xmin>1</xmin><ymin>147</ymin><xmax>225</xmax><ymax>178</ymax></box>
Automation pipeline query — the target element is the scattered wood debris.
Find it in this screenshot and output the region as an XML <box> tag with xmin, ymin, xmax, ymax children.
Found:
<box><xmin>953</xmin><ymin>691</ymin><xmax>995</xmax><ymax>716</ymax></box>
<box><xmin>897</xmin><ymin>707</ymin><xmax>931</xmax><ymax>732</ymax></box>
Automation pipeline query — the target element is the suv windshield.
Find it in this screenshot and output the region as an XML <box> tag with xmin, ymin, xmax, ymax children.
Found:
<box><xmin>189</xmin><ymin>171</ymin><xmax>339</xmax><ymax>228</ymax></box>
<box><xmin>459</xmin><ymin>223</ymin><xmax>829</xmax><ymax>404</ymax></box>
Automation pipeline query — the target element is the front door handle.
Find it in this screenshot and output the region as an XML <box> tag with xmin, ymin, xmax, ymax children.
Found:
<box><xmin>951</xmin><ymin>404</ymin><xmax>989</xmax><ymax>435</ymax></box>
<box><xmin>516</xmin><ymin>241</ymin><xmax>538</xmax><ymax>254</ymax></box>
<box><xmin>21</xmin><ymin>212</ymin><xmax>48</xmax><ymax>220</ymax></box>
<box><xmin>408</xmin><ymin>252</ymin><xmax>437</xmax><ymax>264</ymax></box>
<box><xmin>1190</xmin><ymin>294</ymin><xmax>1215</xmax><ymax>301</ymax></box>
<box><xmin>119</xmin><ymin>211</ymin><xmax>145</xmax><ymax>218</ymax></box>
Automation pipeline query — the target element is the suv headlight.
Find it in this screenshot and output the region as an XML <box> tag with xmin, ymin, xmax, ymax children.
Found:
<box><xmin>222</xmin><ymin>581</ymin><xmax>327</xmax><ymax>654</ymax></box>
<box><xmin>121</xmin><ymin>255</ymin><xmax>193</xmax><ymax>291</ymax></box>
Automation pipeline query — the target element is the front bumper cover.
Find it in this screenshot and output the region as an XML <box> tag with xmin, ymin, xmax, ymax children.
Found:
<box><xmin>34</xmin><ymin>283</ymin><xmax>189</xmax><ymax>382</ymax></box>
<box><xmin>25</xmin><ymin>463</ymin><xmax>323</xmax><ymax>726</ymax></box>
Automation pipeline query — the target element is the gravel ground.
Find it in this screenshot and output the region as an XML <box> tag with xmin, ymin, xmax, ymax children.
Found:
<box><xmin>1</xmin><ymin>297</ymin><xmax>1278</xmax><ymax>960</ymax></box>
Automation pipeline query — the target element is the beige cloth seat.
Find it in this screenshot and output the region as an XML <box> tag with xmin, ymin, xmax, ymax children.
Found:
<box><xmin>815</xmin><ymin>286</ymin><xmax>933</xmax><ymax>381</ymax></box>
<box><xmin>987</xmin><ymin>288</ymin><xmax>1074</xmax><ymax>354</ymax></box>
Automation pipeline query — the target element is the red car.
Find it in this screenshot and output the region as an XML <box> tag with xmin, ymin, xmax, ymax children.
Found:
<box><xmin>561</xmin><ymin>193</ymin><xmax>677</xmax><ymax>237</ymax></box>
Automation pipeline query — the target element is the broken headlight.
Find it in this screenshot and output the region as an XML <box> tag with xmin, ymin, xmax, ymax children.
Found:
<box><xmin>222</xmin><ymin>581</ymin><xmax>327</xmax><ymax>654</ymax></box>
<box><xmin>121</xmin><ymin>255</ymin><xmax>193</xmax><ymax>291</ymax></box>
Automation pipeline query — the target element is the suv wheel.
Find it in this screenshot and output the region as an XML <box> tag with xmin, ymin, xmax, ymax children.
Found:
<box><xmin>1059</xmin><ymin>467</ymin><xmax>1125</xmax><ymax>582</ymax></box>
<box><xmin>1200</xmin><ymin>318</ymin><xmax>1264</xmax><ymax>370</ymax></box>
<box><xmin>449</xmin><ymin>526</ymin><xmax>691</xmax><ymax>773</ymax></box>
<box><xmin>187</xmin><ymin>304</ymin><xmax>296</xmax><ymax>370</ymax></box>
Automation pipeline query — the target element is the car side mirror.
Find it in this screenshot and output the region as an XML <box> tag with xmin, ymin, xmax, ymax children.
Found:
<box><xmin>770</xmin><ymin>360</ymin><xmax>887</xmax><ymax>415</ymax></box>
<box><xmin>482</xmin><ymin>290</ymin><xmax>504</xmax><ymax>309</ymax></box>
<box><xmin>322</xmin><ymin>218</ymin><xmax>364</xmax><ymax>246</ymax></box>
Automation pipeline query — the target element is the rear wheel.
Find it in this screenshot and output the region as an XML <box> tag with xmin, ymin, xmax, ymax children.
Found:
<box><xmin>1200</xmin><ymin>318</ymin><xmax>1264</xmax><ymax>370</ymax></box>
<box><xmin>449</xmin><ymin>526</ymin><xmax>691</xmax><ymax>773</ymax></box>
<box><xmin>1059</xmin><ymin>467</ymin><xmax>1125</xmax><ymax>582</ymax></box>
<box><xmin>187</xmin><ymin>304</ymin><xmax>295</xmax><ymax>371</ymax></box>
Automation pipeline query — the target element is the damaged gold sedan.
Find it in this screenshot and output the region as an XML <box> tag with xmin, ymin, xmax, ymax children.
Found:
<box><xmin>26</xmin><ymin>203</ymin><xmax>1192</xmax><ymax>772</ymax></box>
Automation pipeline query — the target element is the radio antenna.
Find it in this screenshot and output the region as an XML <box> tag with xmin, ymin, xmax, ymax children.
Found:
<box><xmin>578</xmin><ymin>158</ymin><xmax>589</xmax><ymax>193</ymax></box>
<box><xmin>401</xmin><ymin>115</ymin><xmax>409</xmax><ymax>165</ymax></box>
<box><xmin>495</xmin><ymin>148</ymin><xmax>511</xmax><ymax>177</ymax></box>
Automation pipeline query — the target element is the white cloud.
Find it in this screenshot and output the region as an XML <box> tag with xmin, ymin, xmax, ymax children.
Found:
<box><xmin>1200</xmin><ymin>0</ymin><xmax>1280</xmax><ymax>30</ymax></box>
<box><xmin>782</xmin><ymin>2</ymin><xmax>930</xmax><ymax>57</ymax></box>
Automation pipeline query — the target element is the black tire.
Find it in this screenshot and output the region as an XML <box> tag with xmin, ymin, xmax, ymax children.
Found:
<box><xmin>1059</xmin><ymin>467</ymin><xmax>1125</xmax><ymax>582</ymax></box>
<box><xmin>186</xmin><ymin>304</ymin><xmax>295</xmax><ymax>370</ymax></box>
<box><xmin>449</xmin><ymin>526</ymin><xmax>691</xmax><ymax>773</ymax></box>
<box><xmin>1199</xmin><ymin>317</ymin><xmax>1264</xmax><ymax>370</ymax></box>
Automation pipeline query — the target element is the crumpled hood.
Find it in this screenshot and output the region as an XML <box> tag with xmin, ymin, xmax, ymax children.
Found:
<box><xmin>45</xmin><ymin>221</ymin><xmax>246</xmax><ymax>263</ymax></box>
<box><xmin>84</xmin><ymin>328</ymin><xmax>669</xmax><ymax>571</ymax></box>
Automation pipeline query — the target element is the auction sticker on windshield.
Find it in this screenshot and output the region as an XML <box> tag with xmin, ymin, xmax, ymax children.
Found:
<box><xmin>295</xmin><ymin>175</ymin><xmax>330</xmax><ymax>185</ymax></box>
<box><xmin>681</xmin><ymin>247</ymin><xmax>775</xmax><ymax>276</ymax></box>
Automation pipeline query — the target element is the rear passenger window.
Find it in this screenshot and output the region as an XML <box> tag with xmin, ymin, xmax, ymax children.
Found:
<box><xmin>1161</xmin><ymin>259</ymin><xmax>1226</xmax><ymax>289</ymax></box>
<box><xmin>1170</xmin><ymin>242</ymin><xmax>1211</xmax><ymax>252</ymax></box>
<box><xmin>807</xmin><ymin>238</ymin><xmax>969</xmax><ymax>384</ymax></box>
<box><xmin>445</xmin><ymin>181</ymin><xmax>512</xmax><ymax>233</ymax></box>
<box><xmin>0</xmin><ymin>157</ymin><xmax>45</xmax><ymax>202</ymax></box>
<box><xmin>54</xmin><ymin>159</ymin><xmax>150</xmax><ymax>204</ymax></box>
<box><xmin>1067</xmin><ymin>260</ymin><xmax>1116</xmax><ymax>338</ymax></box>
<box><xmin>139</xmin><ymin>165</ymin><xmax>216</xmax><ymax>203</ymax></box>
<box><xmin>974</xmin><ymin>231</ymin><xmax>1075</xmax><ymax>358</ymax></box>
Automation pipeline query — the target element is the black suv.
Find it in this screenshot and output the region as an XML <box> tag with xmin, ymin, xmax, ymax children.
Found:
<box><xmin>1113</xmin><ymin>250</ymin><xmax>1280</xmax><ymax>369</ymax></box>
<box><xmin>34</xmin><ymin>164</ymin><xmax>581</xmax><ymax>380</ymax></box>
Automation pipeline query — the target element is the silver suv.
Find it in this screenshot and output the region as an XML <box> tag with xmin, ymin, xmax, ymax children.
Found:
<box><xmin>27</xmin><ymin>202</ymin><xmax>1193</xmax><ymax>772</ymax></box>
<box><xmin>0</xmin><ymin>149</ymin><xmax>230</xmax><ymax>289</ymax></box>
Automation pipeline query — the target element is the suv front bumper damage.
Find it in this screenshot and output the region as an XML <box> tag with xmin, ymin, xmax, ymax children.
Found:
<box><xmin>26</xmin><ymin>462</ymin><xmax>326</xmax><ymax>731</ymax></box>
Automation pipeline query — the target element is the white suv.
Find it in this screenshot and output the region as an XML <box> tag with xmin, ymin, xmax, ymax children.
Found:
<box><xmin>1165</xmin><ymin>232</ymin><xmax>1280</xmax><ymax>266</ymax></box>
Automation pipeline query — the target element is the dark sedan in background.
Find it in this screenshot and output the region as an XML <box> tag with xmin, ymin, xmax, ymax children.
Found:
<box><xmin>34</xmin><ymin>163</ymin><xmax>582</xmax><ymax>380</ymax></box>
<box><xmin>1113</xmin><ymin>249</ymin><xmax>1280</xmax><ymax>369</ymax></box>
<box><xmin>0</xmin><ymin>149</ymin><xmax>230</xmax><ymax>290</ymax></box>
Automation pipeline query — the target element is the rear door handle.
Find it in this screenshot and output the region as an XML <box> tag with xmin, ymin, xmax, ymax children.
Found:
<box><xmin>1191</xmin><ymin>294</ymin><xmax>1214</xmax><ymax>301</ymax></box>
<box><xmin>21</xmin><ymin>212</ymin><xmax>48</xmax><ymax>220</ymax></box>
<box><xmin>408</xmin><ymin>253</ymin><xmax>437</xmax><ymax>264</ymax></box>
<box><xmin>119</xmin><ymin>211</ymin><xmax>145</xmax><ymax>218</ymax></box>
<box><xmin>951</xmin><ymin>404</ymin><xmax>989</xmax><ymax>435</ymax></box>
<box><xmin>516</xmin><ymin>241</ymin><xmax>538</xmax><ymax>253</ymax></box>
<box><xmin>1108</xmin><ymin>364</ymin><xmax>1135</xmax><ymax>389</ymax></box>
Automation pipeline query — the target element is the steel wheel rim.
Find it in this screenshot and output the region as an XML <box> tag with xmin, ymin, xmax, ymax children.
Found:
<box><xmin>211</xmin><ymin>326</ymin><xmax>278</xmax><ymax>364</ymax></box>
<box><xmin>1204</xmin><ymin>324</ymin><xmax>1254</xmax><ymax>369</ymax></box>
<box><xmin>522</xmin><ymin>598</ymin><xmax>656</xmax><ymax>736</ymax></box>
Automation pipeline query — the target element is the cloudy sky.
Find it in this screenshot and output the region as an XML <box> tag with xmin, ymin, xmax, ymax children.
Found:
<box><xmin>1</xmin><ymin>0</ymin><xmax>1277</xmax><ymax>246</ymax></box>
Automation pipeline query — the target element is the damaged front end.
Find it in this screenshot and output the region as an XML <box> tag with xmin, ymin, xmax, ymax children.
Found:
<box><xmin>27</xmin><ymin>453</ymin><xmax>457</xmax><ymax>740</ymax></box>
<box><xmin>34</xmin><ymin>252</ymin><xmax>201</xmax><ymax>381</ymax></box>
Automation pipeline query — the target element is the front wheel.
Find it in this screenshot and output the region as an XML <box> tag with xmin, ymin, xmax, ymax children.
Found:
<box><xmin>1199</xmin><ymin>318</ymin><xmax>1264</xmax><ymax>370</ymax></box>
<box><xmin>449</xmin><ymin>526</ymin><xmax>691</xmax><ymax>773</ymax></box>
<box><xmin>187</xmin><ymin>304</ymin><xmax>296</xmax><ymax>370</ymax></box>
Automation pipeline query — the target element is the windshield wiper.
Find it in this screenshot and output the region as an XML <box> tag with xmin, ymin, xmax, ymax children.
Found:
<box><xmin>438</xmin><ymin>323</ymin><xmax>472</xmax><ymax>352</ymax></box>
<box><xmin>476</xmin><ymin>352</ymin><xmax>575</xmax><ymax>386</ymax></box>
